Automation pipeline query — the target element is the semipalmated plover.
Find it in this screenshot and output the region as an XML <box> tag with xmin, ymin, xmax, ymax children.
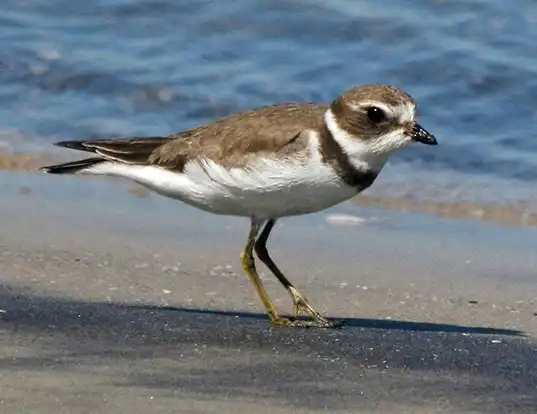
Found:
<box><xmin>41</xmin><ymin>84</ymin><xmax>437</xmax><ymax>328</ymax></box>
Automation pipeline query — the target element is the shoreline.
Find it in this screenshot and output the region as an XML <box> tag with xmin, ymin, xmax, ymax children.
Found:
<box><xmin>2</xmin><ymin>151</ymin><xmax>537</xmax><ymax>228</ymax></box>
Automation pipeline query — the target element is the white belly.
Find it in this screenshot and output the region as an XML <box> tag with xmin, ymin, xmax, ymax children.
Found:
<box><xmin>83</xmin><ymin>151</ymin><xmax>358</xmax><ymax>219</ymax></box>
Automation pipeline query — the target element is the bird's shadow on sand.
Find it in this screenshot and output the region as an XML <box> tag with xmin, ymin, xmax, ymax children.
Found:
<box><xmin>1</xmin><ymin>284</ymin><xmax>536</xmax><ymax>412</ymax></box>
<box><xmin>143</xmin><ymin>305</ymin><xmax>524</xmax><ymax>336</ymax></box>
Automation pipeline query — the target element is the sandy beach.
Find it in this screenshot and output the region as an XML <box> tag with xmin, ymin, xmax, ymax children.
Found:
<box><xmin>2</xmin><ymin>0</ymin><xmax>537</xmax><ymax>411</ymax></box>
<box><xmin>1</xmin><ymin>171</ymin><xmax>536</xmax><ymax>413</ymax></box>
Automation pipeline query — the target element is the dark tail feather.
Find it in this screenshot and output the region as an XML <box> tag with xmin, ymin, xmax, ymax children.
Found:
<box><xmin>40</xmin><ymin>157</ymin><xmax>105</xmax><ymax>174</ymax></box>
<box><xmin>52</xmin><ymin>137</ymin><xmax>172</xmax><ymax>164</ymax></box>
<box><xmin>53</xmin><ymin>140</ymin><xmax>93</xmax><ymax>152</ymax></box>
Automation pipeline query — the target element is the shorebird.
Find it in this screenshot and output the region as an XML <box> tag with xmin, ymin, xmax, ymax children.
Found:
<box><xmin>41</xmin><ymin>84</ymin><xmax>437</xmax><ymax>328</ymax></box>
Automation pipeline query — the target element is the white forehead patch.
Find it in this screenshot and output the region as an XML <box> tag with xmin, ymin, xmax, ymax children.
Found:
<box><xmin>394</xmin><ymin>102</ymin><xmax>416</xmax><ymax>123</ymax></box>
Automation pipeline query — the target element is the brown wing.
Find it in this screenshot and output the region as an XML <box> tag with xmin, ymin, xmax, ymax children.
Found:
<box><xmin>54</xmin><ymin>102</ymin><xmax>328</xmax><ymax>170</ymax></box>
<box><xmin>149</xmin><ymin>102</ymin><xmax>328</xmax><ymax>170</ymax></box>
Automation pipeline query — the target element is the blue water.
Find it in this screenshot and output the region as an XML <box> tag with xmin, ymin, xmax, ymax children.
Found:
<box><xmin>2</xmin><ymin>0</ymin><xmax>537</xmax><ymax>208</ymax></box>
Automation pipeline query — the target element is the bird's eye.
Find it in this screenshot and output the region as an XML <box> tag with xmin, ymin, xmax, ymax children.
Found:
<box><xmin>366</xmin><ymin>106</ymin><xmax>387</xmax><ymax>124</ymax></box>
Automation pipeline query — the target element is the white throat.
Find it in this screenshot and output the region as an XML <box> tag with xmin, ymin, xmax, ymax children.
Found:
<box><xmin>323</xmin><ymin>109</ymin><xmax>407</xmax><ymax>173</ymax></box>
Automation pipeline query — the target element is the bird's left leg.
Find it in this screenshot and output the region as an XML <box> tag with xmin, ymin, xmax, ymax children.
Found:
<box><xmin>254</xmin><ymin>219</ymin><xmax>340</xmax><ymax>328</ymax></box>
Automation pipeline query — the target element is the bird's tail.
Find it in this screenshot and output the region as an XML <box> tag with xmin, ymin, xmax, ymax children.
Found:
<box><xmin>40</xmin><ymin>157</ymin><xmax>106</xmax><ymax>174</ymax></box>
<box><xmin>40</xmin><ymin>137</ymin><xmax>174</xmax><ymax>175</ymax></box>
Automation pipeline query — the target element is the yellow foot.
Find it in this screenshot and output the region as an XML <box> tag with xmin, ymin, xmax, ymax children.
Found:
<box><xmin>267</xmin><ymin>286</ymin><xmax>343</xmax><ymax>328</ymax></box>
<box><xmin>269</xmin><ymin>315</ymin><xmax>342</xmax><ymax>328</ymax></box>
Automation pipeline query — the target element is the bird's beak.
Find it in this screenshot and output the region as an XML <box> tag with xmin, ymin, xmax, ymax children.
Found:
<box><xmin>408</xmin><ymin>122</ymin><xmax>437</xmax><ymax>145</ymax></box>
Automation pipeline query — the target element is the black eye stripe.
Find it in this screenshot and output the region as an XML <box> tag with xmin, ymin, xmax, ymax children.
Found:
<box><xmin>365</xmin><ymin>106</ymin><xmax>386</xmax><ymax>124</ymax></box>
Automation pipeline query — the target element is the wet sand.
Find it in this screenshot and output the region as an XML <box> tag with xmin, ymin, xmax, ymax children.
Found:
<box><xmin>1</xmin><ymin>171</ymin><xmax>536</xmax><ymax>413</ymax></box>
<box><xmin>0</xmin><ymin>153</ymin><xmax>50</xmax><ymax>172</ymax></box>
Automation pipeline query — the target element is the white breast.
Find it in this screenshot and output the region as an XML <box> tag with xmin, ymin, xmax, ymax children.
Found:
<box><xmin>81</xmin><ymin>131</ymin><xmax>358</xmax><ymax>218</ymax></box>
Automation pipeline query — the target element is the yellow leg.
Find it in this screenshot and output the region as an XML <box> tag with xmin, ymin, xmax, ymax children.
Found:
<box><xmin>239</xmin><ymin>220</ymin><xmax>279</xmax><ymax>321</ymax></box>
<box><xmin>243</xmin><ymin>219</ymin><xmax>340</xmax><ymax>328</ymax></box>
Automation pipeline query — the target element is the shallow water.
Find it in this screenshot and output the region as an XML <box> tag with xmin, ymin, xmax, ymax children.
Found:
<box><xmin>2</xmin><ymin>0</ymin><xmax>537</xmax><ymax>211</ymax></box>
